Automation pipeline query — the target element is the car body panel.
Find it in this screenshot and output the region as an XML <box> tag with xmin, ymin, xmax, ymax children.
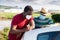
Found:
<box><xmin>22</xmin><ymin>26</ymin><xmax>60</xmax><ymax>40</ymax></box>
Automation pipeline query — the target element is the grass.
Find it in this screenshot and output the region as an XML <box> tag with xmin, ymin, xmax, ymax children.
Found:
<box><xmin>0</xmin><ymin>12</ymin><xmax>40</xmax><ymax>19</ymax></box>
<box><xmin>0</xmin><ymin>12</ymin><xmax>17</xmax><ymax>19</ymax></box>
<box><xmin>0</xmin><ymin>12</ymin><xmax>52</xmax><ymax>19</ymax></box>
<box><xmin>0</xmin><ymin>27</ymin><xmax>10</xmax><ymax>40</ymax></box>
<box><xmin>33</xmin><ymin>13</ymin><xmax>40</xmax><ymax>17</ymax></box>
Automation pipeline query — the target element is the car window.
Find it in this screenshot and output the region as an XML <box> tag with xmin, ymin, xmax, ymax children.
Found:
<box><xmin>55</xmin><ymin>34</ymin><xmax>60</xmax><ymax>40</ymax></box>
<box><xmin>37</xmin><ymin>31</ymin><xmax>60</xmax><ymax>40</ymax></box>
<box><xmin>37</xmin><ymin>34</ymin><xmax>49</xmax><ymax>40</ymax></box>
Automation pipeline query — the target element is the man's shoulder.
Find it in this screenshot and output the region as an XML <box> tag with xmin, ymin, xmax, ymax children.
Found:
<box><xmin>12</xmin><ymin>13</ymin><xmax>23</xmax><ymax>19</ymax></box>
<box><xmin>14</xmin><ymin>13</ymin><xmax>22</xmax><ymax>17</ymax></box>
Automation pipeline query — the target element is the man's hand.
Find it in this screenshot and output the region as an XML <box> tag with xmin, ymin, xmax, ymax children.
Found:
<box><xmin>16</xmin><ymin>27</ymin><xmax>29</xmax><ymax>38</ymax></box>
<box><xmin>26</xmin><ymin>24</ymin><xmax>33</xmax><ymax>31</ymax></box>
<box><xmin>27</xmin><ymin>24</ymin><xmax>30</xmax><ymax>30</ymax></box>
<box><xmin>16</xmin><ymin>26</ymin><xmax>31</xmax><ymax>38</ymax></box>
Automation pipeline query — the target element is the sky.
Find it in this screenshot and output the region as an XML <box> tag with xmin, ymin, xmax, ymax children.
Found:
<box><xmin>0</xmin><ymin>0</ymin><xmax>60</xmax><ymax>10</ymax></box>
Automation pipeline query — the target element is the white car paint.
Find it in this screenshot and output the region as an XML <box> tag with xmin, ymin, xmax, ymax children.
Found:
<box><xmin>22</xmin><ymin>26</ymin><xmax>60</xmax><ymax>40</ymax></box>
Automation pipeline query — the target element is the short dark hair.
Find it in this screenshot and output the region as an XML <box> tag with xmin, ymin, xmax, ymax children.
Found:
<box><xmin>24</xmin><ymin>5</ymin><xmax>33</xmax><ymax>12</ymax></box>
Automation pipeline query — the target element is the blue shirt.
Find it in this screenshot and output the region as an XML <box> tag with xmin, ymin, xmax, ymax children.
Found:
<box><xmin>34</xmin><ymin>17</ymin><xmax>53</xmax><ymax>28</ymax></box>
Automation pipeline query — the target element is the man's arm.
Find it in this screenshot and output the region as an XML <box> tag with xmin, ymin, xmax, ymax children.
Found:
<box><xmin>27</xmin><ymin>20</ymin><xmax>35</xmax><ymax>30</ymax></box>
<box><xmin>10</xmin><ymin>25</ymin><xmax>28</xmax><ymax>34</ymax></box>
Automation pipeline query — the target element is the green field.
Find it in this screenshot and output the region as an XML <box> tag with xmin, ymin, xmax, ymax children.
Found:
<box><xmin>0</xmin><ymin>12</ymin><xmax>40</xmax><ymax>19</ymax></box>
<box><xmin>0</xmin><ymin>27</ymin><xmax>10</xmax><ymax>40</ymax></box>
<box><xmin>0</xmin><ymin>12</ymin><xmax>17</xmax><ymax>19</ymax></box>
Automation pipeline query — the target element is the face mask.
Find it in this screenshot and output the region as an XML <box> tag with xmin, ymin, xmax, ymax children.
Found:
<box><xmin>26</xmin><ymin>15</ymin><xmax>32</xmax><ymax>20</ymax></box>
<box><xmin>39</xmin><ymin>14</ymin><xmax>46</xmax><ymax>20</ymax></box>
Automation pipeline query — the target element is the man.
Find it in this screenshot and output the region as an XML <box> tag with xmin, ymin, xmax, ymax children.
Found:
<box><xmin>34</xmin><ymin>8</ymin><xmax>53</xmax><ymax>28</ymax></box>
<box><xmin>8</xmin><ymin>5</ymin><xmax>35</xmax><ymax>40</ymax></box>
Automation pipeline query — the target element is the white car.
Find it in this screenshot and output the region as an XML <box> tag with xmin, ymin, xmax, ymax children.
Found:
<box><xmin>22</xmin><ymin>26</ymin><xmax>60</xmax><ymax>40</ymax></box>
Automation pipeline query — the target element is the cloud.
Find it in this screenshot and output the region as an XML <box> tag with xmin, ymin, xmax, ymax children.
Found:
<box><xmin>49</xmin><ymin>0</ymin><xmax>60</xmax><ymax>5</ymax></box>
<box><xmin>0</xmin><ymin>0</ymin><xmax>60</xmax><ymax>10</ymax></box>
<box><xmin>0</xmin><ymin>0</ymin><xmax>58</xmax><ymax>6</ymax></box>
